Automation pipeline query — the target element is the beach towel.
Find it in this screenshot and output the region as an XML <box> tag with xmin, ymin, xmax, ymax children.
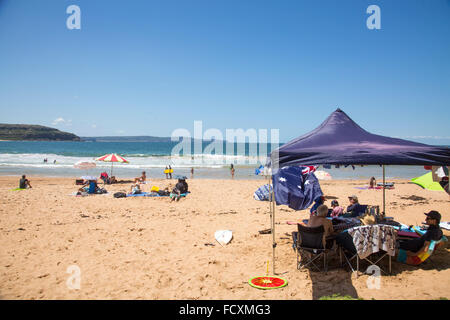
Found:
<box><xmin>253</xmin><ymin>184</ymin><xmax>272</xmax><ymax>201</ymax></box>
<box><xmin>10</xmin><ymin>188</ymin><xmax>26</xmax><ymax>191</ymax></box>
<box><xmin>347</xmin><ymin>225</ymin><xmax>397</xmax><ymax>259</ymax></box>
<box><xmin>126</xmin><ymin>192</ymin><xmax>188</xmax><ymax>198</ymax></box>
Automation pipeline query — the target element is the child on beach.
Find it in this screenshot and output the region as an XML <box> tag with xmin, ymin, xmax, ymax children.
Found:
<box><xmin>330</xmin><ymin>200</ymin><xmax>344</xmax><ymax>217</ymax></box>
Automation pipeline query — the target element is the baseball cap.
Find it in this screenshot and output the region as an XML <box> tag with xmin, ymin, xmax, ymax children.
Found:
<box><xmin>424</xmin><ymin>210</ymin><xmax>441</xmax><ymax>222</ymax></box>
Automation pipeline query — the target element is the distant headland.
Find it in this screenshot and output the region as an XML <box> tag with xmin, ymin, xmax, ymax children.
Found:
<box><xmin>0</xmin><ymin>124</ymin><xmax>80</xmax><ymax>141</ymax></box>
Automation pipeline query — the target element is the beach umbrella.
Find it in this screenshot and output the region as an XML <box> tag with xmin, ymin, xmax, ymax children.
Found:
<box><xmin>314</xmin><ymin>170</ymin><xmax>332</xmax><ymax>180</ymax></box>
<box><xmin>74</xmin><ymin>161</ymin><xmax>96</xmax><ymax>176</ymax></box>
<box><xmin>95</xmin><ymin>153</ymin><xmax>129</xmax><ymax>176</ymax></box>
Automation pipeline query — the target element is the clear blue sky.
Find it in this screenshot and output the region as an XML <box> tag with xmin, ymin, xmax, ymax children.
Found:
<box><xmin>0</xmin><ymin>0</ymin><xmax>449</xmax><ymax>144</ymax></box>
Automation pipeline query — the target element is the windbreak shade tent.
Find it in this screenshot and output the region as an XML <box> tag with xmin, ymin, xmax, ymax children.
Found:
<box><xmin>266</xmin><ymin>108</ymin><xmax>450</xmax><ymax>274</ymax></box>
<box><xmin>411</xmin><ymin>172</ymin><xmax>444</xmax><ymax>191</ymax></box>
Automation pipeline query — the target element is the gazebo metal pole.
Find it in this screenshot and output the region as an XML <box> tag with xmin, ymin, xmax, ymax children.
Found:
<box><xmin>382</xmin><ymin>165</ymin><xmax>386</xmax><ymax>216</ymax></box>
<box><xmin>271</xmin><ymin>176</ymin><xmax>276</xmax><ymax>275</ymax></box>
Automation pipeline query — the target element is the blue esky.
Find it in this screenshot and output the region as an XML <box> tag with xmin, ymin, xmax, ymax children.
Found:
<box><xmin>0</xmin><ymin>0</ymin><xmax>449</xmax><ymax>144</ymax></box>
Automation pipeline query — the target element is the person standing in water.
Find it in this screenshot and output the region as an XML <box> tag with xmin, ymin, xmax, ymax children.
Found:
<box><xmin>190</xmin><ymin>167</ymin><xmax>194</xmax><ymax>179</ymax></box>
<box><xmin>168</xmin><ymin>165</ymin><xmax>173</xmax><ymax>179</ymax></box>
<box><xmin>230</xmin><ymin>164</ymin><xmax>235</xmax><ymax>179</ymax></box>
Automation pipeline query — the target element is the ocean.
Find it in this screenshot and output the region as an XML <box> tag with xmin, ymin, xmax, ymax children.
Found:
<box><xmin>0</xmin><ymin>141</ymin><xmax>435</xmax><ymax>180</ymax></box>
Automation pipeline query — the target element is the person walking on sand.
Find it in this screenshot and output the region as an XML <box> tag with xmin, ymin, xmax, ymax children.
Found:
<box><xmin>230</xmin><ymin>164</ymin><xmax>235</xmax><ymax>179</ymax></box>
<box><xmin>165</xmin><ymin>166</ymin><xmax>169</xmax><ymax>179</ymax></box>
<box><xmin>168</xmin><ymin>165</ymin><xmax>173</xmax><ymax>179</ymax></box>
<box><xmin>190</xmin><ymin>167</ymin><xmax>194</xmax><ymax>179</ymax></box>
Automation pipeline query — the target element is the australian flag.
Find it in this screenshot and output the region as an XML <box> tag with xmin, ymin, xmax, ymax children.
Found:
<box><xmin>272</xmin><ymin>166</ymin><xmax>323</xmax><ymax>211</ymax></box>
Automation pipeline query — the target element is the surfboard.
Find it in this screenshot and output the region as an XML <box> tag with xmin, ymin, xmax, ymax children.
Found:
<box><xmin>215</xmin><ymin>230</ymin><xmax>233</xmax><ymax>246</ymax></box>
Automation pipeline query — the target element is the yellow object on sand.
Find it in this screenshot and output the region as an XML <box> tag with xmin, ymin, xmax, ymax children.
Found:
<box><xmin>151</xmin><ymin>186</ymin><xmax>159</xmax><ymax>192</ymax></box>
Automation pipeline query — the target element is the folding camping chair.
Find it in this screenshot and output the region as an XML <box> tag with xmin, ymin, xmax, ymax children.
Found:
<box><xmin>397</xmin><ymin>235</ymin><xmax>448</xmax><ymax>266</ymax></box>
<box><xmin>293</xmin><ymin>225</ymin><xmax>333</xmax><ymax>272</ymax></box>
<box><xmin>339</xmin><ymin>225</ymin><xmax>396</xmax><ymax>277</ymax></box>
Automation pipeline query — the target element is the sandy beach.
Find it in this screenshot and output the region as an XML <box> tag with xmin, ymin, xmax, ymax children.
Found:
<box><xmin>0</xmin><ymin>176</ymin><xmax>449</xmax><ymax>300</ymax></box>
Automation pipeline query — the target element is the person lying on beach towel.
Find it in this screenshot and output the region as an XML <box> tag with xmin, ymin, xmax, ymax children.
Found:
<box><xmin>19</xmin><ymin>175</ymin><xmax>32</xmax><ymax>189</ymax></box>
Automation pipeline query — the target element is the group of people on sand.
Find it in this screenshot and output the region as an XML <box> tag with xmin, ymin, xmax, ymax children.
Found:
<box><xmin>129</xmin><ymin>173</ymin><xmax>189</xmax><ymax>202</ymax></box>
<box><xmin>291</xmin><ymin>193</ymin><xmax>444</xmax><ymax>261</ymax></box>
<box><xmin>307</xmin><ymin>194</ymin><xmax>363</xmax><ymax>219</ymax></box>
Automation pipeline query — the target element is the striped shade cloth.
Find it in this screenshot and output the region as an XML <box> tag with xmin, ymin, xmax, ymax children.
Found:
<box><xmin>95</xmin><ymin>153</ymin><xmax>129</xmax><ymax>163</ymax></box>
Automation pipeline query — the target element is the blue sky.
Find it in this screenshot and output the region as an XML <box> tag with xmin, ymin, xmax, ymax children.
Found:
<box><xmin>0</xmin><ymin>0</ymin><xmax>449</xmax><ymax>144</ymax></box>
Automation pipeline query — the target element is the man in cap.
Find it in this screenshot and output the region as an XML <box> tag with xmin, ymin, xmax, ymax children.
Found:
<box><xmin>398</xmin><ymin>210</ymin><xmax>443</xmax><ymax>255</ymax></box>
<box><xmin>342</xmin><ymin>195</ymin><xmax>362</xmax><ymax>218</ymax></box>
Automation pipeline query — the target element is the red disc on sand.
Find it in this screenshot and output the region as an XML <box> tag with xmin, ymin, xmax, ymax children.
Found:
<box><xmin>248</xmin><ymin>276</ymin><xmax>288</xmax><ymax>290</ymax></box>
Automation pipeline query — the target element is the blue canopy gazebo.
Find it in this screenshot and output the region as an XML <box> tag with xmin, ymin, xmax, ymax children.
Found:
<box><xmin>266</xmin><ymin>108</ymin><xmax>450</xmax><ymax>274</ymax></box>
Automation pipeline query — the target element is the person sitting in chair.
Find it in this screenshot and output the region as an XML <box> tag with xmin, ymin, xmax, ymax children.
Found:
<box><xmin>398</xmin><ymin>211</ymin><xmax>443</xmax><ymax>256</ymax></box>
<box><xmin>19</xmin><ymin>175</ymin><xmax>32</xmax><ymax>189</ymax></box>
<box><xmin>342</xmin><ymin>195</ymin><xmax>362</xmax><ymax>217</ymax></box>
<box><xmin>330</xmin><ymin>200</ymin><xmax>344</xmax><ymax>217</ymax></box>
<box><xmin>134</xmin><ymin>171</ymin><xmax>147</xmax><ymax>184</ymax></box>
<box><xmin>100</xmin><ymin>172</ymin><xmax>111</xmax><ymax>184</ymax></box>
<box><xmin>307</xmin><ymin>204</ymin><xmax>335</xmax><ymax>239</ymax></box>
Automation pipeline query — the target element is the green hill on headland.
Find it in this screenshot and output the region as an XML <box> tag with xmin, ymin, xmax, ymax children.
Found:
<box><xmin>0</xmin><ymin>124</ymin><xmax>80</xmax><ymax>141</ymax></box>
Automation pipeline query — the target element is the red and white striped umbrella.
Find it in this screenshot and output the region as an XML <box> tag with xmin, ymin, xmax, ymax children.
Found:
<box><xmin>95</xmin><ymin>154</ymin><xmax>129</xmax><ymax>163</ymax></box>
<box><xmin>95</xmin><ymin>153</ymin><xmax>129</xmax><ymax>176</ymax></box>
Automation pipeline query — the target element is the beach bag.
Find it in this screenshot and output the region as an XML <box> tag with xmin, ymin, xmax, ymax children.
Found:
<box><xmin>114</xmin><ymin>192</ymin><xmax>126</xmax><ymax>198</ymax></box>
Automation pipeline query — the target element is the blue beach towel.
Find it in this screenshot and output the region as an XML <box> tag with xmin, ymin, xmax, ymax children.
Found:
<box><xmin>126</xmin><ymin>192</ymin><xmax>188</xmax><ymax>198</ymax></box>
